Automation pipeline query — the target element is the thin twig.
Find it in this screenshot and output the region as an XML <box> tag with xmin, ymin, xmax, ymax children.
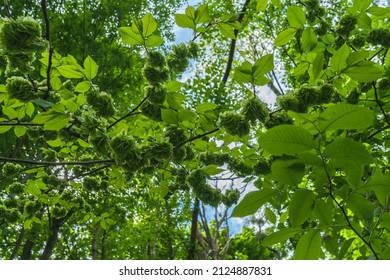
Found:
<box><xmin>176</xmin><ymin>127</ymin><xmax>220</xmax><ymax>148</ymax></box>
<box><xmin>106</xmin><ymin>93</ymin><xmax>150</xmax><ymax>130</ymax></box>
<box><xmin>373</xmin><ymin>82</ymin><xmax>390</xmax><ymax>127</ymax></box>
<box><xmin>68</xmin><ymin>163</ymin><xmax>113</xmax><ymax>181</ymax></box>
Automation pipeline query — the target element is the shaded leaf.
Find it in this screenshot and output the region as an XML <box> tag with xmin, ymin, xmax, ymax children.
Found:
<box><xmin>289</xmin><ymin>189</ymin><xmax>315</xmax><ymax>227</ymax></box>
<box><xmin>271</xmin><ymin>158</ymin><xmax>305</xmax><ymax>185</ymax></box>
<box><xmin>323</xmin><ymin>138</ymin><xmax>373</xmax><ymax>164</ymax></box>
<box><xmin>258</xmin><ymin>125</ymin><xmax>317</xmax><ymax>155</ymax></box>
<box><xmin>262</xmin><ymin>228</ymin><xmax>302</xmax><ymax>246</ymax></box>
<box><xmin>232</xmin><ymin>189</ymin><xmax>277</xmax><ymax>217</ymax></box>
<box><xmin>294</xmin><ymin>230</ymin><xmax>322</xmax><ymax>260</ymax></box>
<box><xmin>318</xmin><ymin>104</ymin><xmax>374</xmax><ymax>132</ymax></box>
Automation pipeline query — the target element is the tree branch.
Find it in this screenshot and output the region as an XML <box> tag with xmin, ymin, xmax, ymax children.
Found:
<box><xmin>221</xmin><ymin>0</ymin><xmax>252</xmax><ymax>85</ymax></box>
<box><xmin>0</xmin><ymin>156</ymin><xmax>114</xmax><ymax>166</ymax></box>
<box><xmin>41</xmin><ymin>0</ymin><xmax>54</xmax><ymax>97</ymax></box>
<box><xmin>0</xmin><ymin>122</ymin><xmax>43</xmax><ymax>127</ymax></box>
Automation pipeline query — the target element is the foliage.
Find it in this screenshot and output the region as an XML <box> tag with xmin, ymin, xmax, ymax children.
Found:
<box><xmin>1</xmin><ymin>0</ymin><xmax>390</xmax><ymax>260</ymax></box>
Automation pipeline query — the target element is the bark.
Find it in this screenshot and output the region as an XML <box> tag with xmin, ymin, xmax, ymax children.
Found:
<box><xmin>10</xmin><ymin>227</ymin><xmax>24</xmax><ymax>260</ymax></box>
<box><xmin>188</xmin><ymin>198</ymin><xmax>200</xmax><ymax>260</ymax></box>
<box><xmin>92</xmin><ymin>222</ymin><xmax>100</xmax><ymax>260</ymax></box>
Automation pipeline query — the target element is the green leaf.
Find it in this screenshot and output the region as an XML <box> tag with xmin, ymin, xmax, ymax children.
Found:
<box><xmin>258</xmin><ymin>125</ymin><xmax>317</xmax><ymax>155</ymax></box>
<box><xmin>141</xmin><ymin>13</ymin><xmax>158</xmax><ymax>37</ymax></box>
<box><xmin>318</xmin><ymin>103</ymin><xmax>375</xmax><ymax>132</ymax></box>
<box><xmin>256</xmin><ymin>0</ymin><xmax>268</xmax><ymax>12</ymax></box>
<box><xmin>271</xmin><ymin>158</ymin><xmax>305</xmax><ymax>186</ymax></box>
<box><xmin>289</xmin><ymin>189</ymin><xmax>315</xmax><ymax>227</ymax></box>
<box><xmin>145</xmin><ymin>35</ymin><xmax>164</xmax><ymax>47</ymax></box>
<box><xmin>195</xmin><ymin>4</ymin><xmax>210</xmax><ymax>24</ymax></box>
<box><xmin>14</xmin><ymin>126</ymin><xmax>26</xmax><ymax>137</ymax></box>
<box><xmin>75</xmin><ymin>81</ymin><xmax>91</xmax><ymax>93</ymax></box>
<box><xmin>274</xmin><ymin>28</ymin><xmax>297</xmax><ymax>46</ymax></box>
<box><xmin>234</xmin><ymin>61</ymin><xmax>253</xmax><ymax>84</ymax></box>
<box><xmin>174</xmin><ymin>14</ymin><xmax>195</xmax><ymax>29</ymax></box>
<box><xmin>196</xmin><ymin>102</ymin><xmax>217</xmax><ymax>113</ymax></box>
<box><xmin>353</xmin><ymin>0</ymin><xmax>373</xmax><ymax>12</ymax></box>
<box><xmin>161</xmin><ymin>109</ymin><xmax>178</xmax><ymax>124</ymax></box>
<box><xmin>178</xmin><ymin>109</ymin><xmax>197</xmax><ymax>122</ymax></box>
<box><xmin>265</xmin><ymin>207</ymin><xmax>277</xmax><ymax>224</ymax></box>
<box><xmin>83</xmin><ymin>56</ymin><xmax>98</xmax><ymax>80</ymax></box>
<box><xmin>253</xmin><ymin>54</ymin><xmax>274</xmax><ymax>77</ymax></box>
<box><xmin>313</xmin><ymin>199</ymin><xmax>333</xmax><ymax>225</ymax></box>
<box><xmin>323</xmin><ymin>138</ymin><xmax>373</xmax><ymax>165</ymax></box>
<box><xmin>287</xmin><ymin>6</ymin><xmax>306</xmax><ymax>28</ymax></box>
<box><xmin>118</xmin><ymin>27</ymin><xmax>144</xmax><ymax>45</ymax></box>
<box><xmin>294</xmin><ymin>230</ymin><xmax>322</xmax><ymax>260</ymax></box>
<box><xmin>218</xmin><ymin>23</ymin><xmax>236</xmax><ymax>39</ymax></box>
<box><xmin>343</xmin><ymin>61</ymin><xmax>384</xmax><ymax>82</ymax></box>
<box><xmin>166</xmin><ymin>92</ymin><xmax>183</xmax><ymax>110</ymax></box>
<box><xmin>362</xmin><ymin>174</ymin><xmax>390</xmax><ymax>205</ymax></box>
<box><xmin>204</xmin><ymin>165</ymin><xmax>224</xmax><ymax>175</ymax></box>
<box><xmin>232</xmin><ymin>189</ymin><xmax>277</xmax><ymax>217</ymax></box>
<box><xmin>330</xmin><ymin>43</ymin><xmax>350</xmax><ymax>72</ymax></box>
<box><xmin>301</xmin><ymin>28</ymin><xmax>317</xmax><ymax>51</ymax></box>
<box><xmin>57</xmin><ymin>65</ymin><xmax>85</xmax><ymax>79</ymax></box>
<box><xmin>347</xmin><ymin>51</ymin><xmax>369</xmax><ymax>66</ymax></box>
<box><xmin>262</xmin><ymin>228</ymin><xmax>302</xmax><ymax>246</ymax></box>
<box><xmin>33</xmin><ymin>109</ymin><xmax>70</xmax><ymax>131</ymax></box>
<box><xmin>166</xmin><ymin>81</ymin><xmax>184</xmax><ymax>92</ymax></box>
<box><xmin>312</xmin><ymin>52</ymin><xmax>324</xmax><ymax>79</ymax></box>
<box><xmin>367</xmin><ymin>6</ymin><xmax>390</xmax><ymax>19</ymax></box>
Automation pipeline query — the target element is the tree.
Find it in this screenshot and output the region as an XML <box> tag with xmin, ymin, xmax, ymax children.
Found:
<box><xmin>1</xmin><ymin>0</ymin><xmax>390</xmax><ymax>260</ymax></box>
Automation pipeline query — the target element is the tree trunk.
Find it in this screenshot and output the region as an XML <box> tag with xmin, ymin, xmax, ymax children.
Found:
<box><xmin>188</xmin><ymin>198</ymin><xmax>199</xmax><ymax>260</ymax></box>
<box><xmin>10</xmin><ymin>227</ymin><xmax>24</xmax><ymax>259</ymax></box>
<box><xmin>92</xmin><ymin>222</ymin><xmax>100</xmax><ymax>260</ymax></box>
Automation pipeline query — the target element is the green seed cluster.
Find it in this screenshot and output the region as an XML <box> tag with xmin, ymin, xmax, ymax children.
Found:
<box><xmin>88</xmin><ymin>130</ymin><xmax>111</xmax><ymax>157</ymax></box>
<box><xmin>228</xmin><ymin>158</ymin><xmax>253</xmax><ymax>177</ymax></box>
<box><xmin>265</xmin><ymin>111</ymin><xmax>294</xmax><ymax>129</ymax></box>
<box><xmin>2</xmin><ymin>162</ymin><xmax>23</xmax><ymax>176</ymax></box>
<box><xmin>304</xmin><ymin>0</ymin><xmax>325</xmax><ymax>24</ymax></box>
<box><xmin>85</xmin><ymin>90</ymin><xmax>116</xmax><ymax>117</ymax></box>
<box><xmin>241</xmin><ymin>98</ymin><xmax>269</xmax><ymax>124</ymax></box>
<box><xmin>141</xmin><ymin>101</ymin><xmax>162</xmax><ymax>121</ymax></box>
<box><xmin>4</xmin><ymin>209</ymin><xmax>22</xmax><ymax>224</ymax></box>
<box><xmin>24</xmin><ymin>200</ymin><xmax>42</xmax><ymax>216</ymax></box>
<box><xmin>143</xmin><ymin>138</ymin><xmax>174</xmax><ymax>161</ymax></box>
<box><xmin>367</xmin><ymin>27</ymin><xmax>390</xmax><ymax>48</ymax></box>
<box><xmin>5</xmin><ymin>76</ymin><xmax>36</xmax><ymax>101</ymax></box>
<box><xmin>336</xmin><ymin>14</ymin><xmax>357</xmax><ymax>36</ymax></box>
<box><xmin>218</xmin><ymin>111</ymin><xmax>250</xmax><ymax>137</ymax></box>
<box><xmin>8</xmin><ymin>182</ymin><xmax>25</xmax><ymax>195</ymax></box>
<box><xmin>253</xmin><ymin>157</ymin><xmax>272</xmax><ymax>175</ymax></box>
<box><xmin>167</xmin><ymin>44</ymin><xmax>190</xmax><ymax>74</ymax></box>
<box><xmin>52</xmin><ymin>205</ymin><xmax>67</xmax><ymax>219</ymax></box>
<box><xmin>164</xmin><ymin>126</ymin><xmax>189</xmax><ymax>146</ymax></box>
<box><xmin>199</xmin><ymin>151</ymin><xmax>229</xmax><ymax>166</ymax></box>
<box><xmin>186</xmin><ymin>168</ymin><xmax>222</xmax><ymax>207</ymax></box>
<box><xmin>0</xmin><ymin>16</ymin><xmax>46</xmax><ymax>74</ymax></box>
<box><xmin>145</xmin><ymin>85</ymin><xmax>167</xmax><ymax>105</ymax></box>
<box><xmin>222</xmin><ymin>189</ymin><xmax>240</xmax><ymax>207</ymax></box>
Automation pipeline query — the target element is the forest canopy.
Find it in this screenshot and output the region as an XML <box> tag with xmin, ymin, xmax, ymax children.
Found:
<box><xmin>1</xmin><ymin>0</ymin><xmax>390</xmax><ymax>260</ymax></box>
